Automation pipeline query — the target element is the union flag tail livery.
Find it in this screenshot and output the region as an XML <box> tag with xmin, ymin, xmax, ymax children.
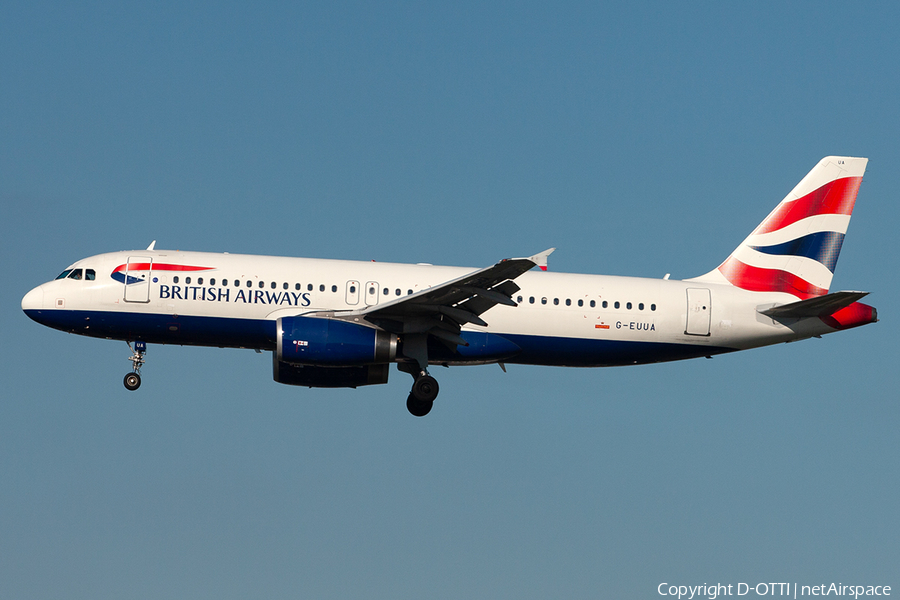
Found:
<box><xmin>693</xmin><ymin>156</ymin><xmax>867</xmax><ymax>299</ymax></box>
<box><xmin>22</xmin><ymin>156</ymin><xmax>877</xmax><ymax>416</ymax></box>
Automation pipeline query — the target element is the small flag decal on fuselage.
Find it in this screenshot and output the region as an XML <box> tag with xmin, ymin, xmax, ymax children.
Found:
<box><xmin>595</xmin><ymin>323</ymin><xmax>610</xmax><ymax>330</ymax></box>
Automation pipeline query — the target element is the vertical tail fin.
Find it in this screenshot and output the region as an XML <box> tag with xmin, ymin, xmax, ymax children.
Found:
<box><xmin>690</xmin><ymin>156</ymin><xmax>868</xmax><ymax>299</ymax></box>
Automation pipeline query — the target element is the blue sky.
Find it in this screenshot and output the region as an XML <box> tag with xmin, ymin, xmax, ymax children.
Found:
<box><xmin>2</xmin><ymin>3</ymin><xmax>898</xmax><ymax>598</ymax></box>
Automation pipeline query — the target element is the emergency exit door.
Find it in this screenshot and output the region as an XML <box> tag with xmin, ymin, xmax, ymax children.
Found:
<box><xmin>365</xmin><ymin>281</ymin><xmax>379</xmax><ymax>306</ymax></box>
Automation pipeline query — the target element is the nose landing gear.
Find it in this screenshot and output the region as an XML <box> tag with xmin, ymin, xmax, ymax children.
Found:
<box><xmin>124</xmin><ymin>341</ymin><xmax>146</xmax><ymax>391</ymax></box>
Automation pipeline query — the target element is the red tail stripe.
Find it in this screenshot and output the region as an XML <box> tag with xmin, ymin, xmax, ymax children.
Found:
<box><xmin>718</xmin><ymin>256</ymin><xmax>827</xmax><ymax>300</ymax></box>
<box><xmin>754</xmin><ymin>176</ymin><xmax>862</xmax><ymax>235</ymax></box>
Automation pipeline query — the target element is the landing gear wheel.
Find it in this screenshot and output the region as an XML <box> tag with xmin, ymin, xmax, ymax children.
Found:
<box><xmin>124</xmin><ymin>372</ymin><xmax>141</xmax><ymax>391</ymax></box>
<box><xmin>407</xmin><ymin>393</ymin><xmax>433</xmax><ymax>417</ymax></box>
<box><xmin>412</xmin><ymin>375</ymin><xmax>439</xmax><ymax>402</ymax></box>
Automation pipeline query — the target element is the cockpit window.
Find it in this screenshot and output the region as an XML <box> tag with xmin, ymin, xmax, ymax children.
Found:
<box><xmin>67</xmin><ymin>269</ymin><xmax>83</xmax><ymax>280</ymax></box>
<box><xmin>85</xmin><ymin>269</ymin><xmax>96</xmax><ymax>281</ymax></box>
<box><xmin>55</xmin><ymin>270</ymin><xmax>72</xmax><ymax>280</ymax></box>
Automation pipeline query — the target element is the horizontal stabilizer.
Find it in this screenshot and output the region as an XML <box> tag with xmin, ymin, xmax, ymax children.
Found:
<box><xmin>759</xmin><ymin>291</ymin><xmax>869</xmax><ymax>319</ymax></box>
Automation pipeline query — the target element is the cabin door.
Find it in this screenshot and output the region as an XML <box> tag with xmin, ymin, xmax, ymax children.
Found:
<box><xmin>123</xmin><ymin>256</ymin><xmax>153</xmax><ymax>303</ymax></box>
<box><xmin>685</xmin><ymin>288</ymin><xmax>711</xmax><ymax>336</ymax></box>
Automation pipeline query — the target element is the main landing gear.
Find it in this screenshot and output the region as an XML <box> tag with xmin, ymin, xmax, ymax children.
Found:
<box><xmin>399</xmin><ymin>363</ymin><xmax>440</xmax><ymax>417</ymax></box>
<box><xmin>124</xmin><ymin>341</ymin><xmax>146</xmax><ymax>391</ymax></box>
<box><xmin>399</xmin><ymin>333</ymin><xmax>440</xmax><ymax>416</ymax></box>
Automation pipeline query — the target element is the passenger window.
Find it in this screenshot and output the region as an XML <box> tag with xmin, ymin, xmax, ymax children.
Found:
<box><xmin>308</xmin><ymin>284</ymin><xmax>313</xmax><ymax>291</ymax></box>
<box><xmin>295</xmin><ymin>283</ymin><xmax>300</xmax><ymax>290</ymax></box>
<box><xmin>68</xmin><ymin>269</ymin><xmax>83</xmax><ymax>280</ymax></box>
<box><xmin>651</xmin><ymin>304</ymin><xmax>657</xmax><ymax>311</ymax></box>
<box><xmin>271</xmin><ymin>282</ymin><xmax>276</xmax><ymax>289</ymax></box>
<box><xmin>210</xmin><ymin>278</ymin><xmax>216</xmax><ymax>286</ymax></box>
<box><xmin>174</xmin><ymin>276</ymin><xmax>179</xmax><ymax>284</ymax></box>
<box><xmin>529</xmin><ymin>296</ymin><xmax>535</xmax><ymax>304</ymax></box>
<box><xmin>186</xmin><ymin>277</ymin><xmax>192</xmax><ymax>284</ymax></box>
<box><xmin>590</xmin><ymin>300</ymin><xmax>596</xmax><ymax>308</ymax></box>
<box><xmin>407</xmin><ymin>289</ymin><xmax>412</xmax><ymax>295</ymax></box>
<box><xmin>259</xmin><ymin>281</ymin><xmax>265</xmax><ymax>288</ymax></box>
<box><xmin>553</xmin><ymin>298</ymin><xmax>559</xmax><ymax>305</ymax></box>
<box><xmin>319</xmin><ymin>284</ymin><xmax>325</xmax><ymax>292</ymax></box>
<box><xmin>56</xmin><ymin>270</ymin><xmax>72</xmax><ymax>280</ymax></box>
<box><xmin>332</xmin><ymin>285</ymin><xmax>338</xmax><ymax>293</ymax></box>
<box><xmin>639</xmin><ymin>303</ymin><xmax>644</xmax><ymax>310</ymax></box>
<box><xmin>541</xmin><ymin>297</ymin><xmax>547</xmax><ymax>305</ymax></box>
<box><xmin>198</xmin><ymin>277</ymin><xmax>204</xmax><ymax>285</ymax></box>
<box><xmin>626</xmin><ymin>302</ymin><xmax>632</xmax><ymax>310</ymax></box>
<box><xmin>565</xmin><ymin>299</ymin><xmax>571</xmax><ymax>306</ymax></box>
<box><xmin>602</xmin><ymin>300</ymin><xmax>608</xmax><ymax>308</ymax></box>
<box><xmin>86</xmin><ymin>269</ymin><xmax>96</xmax><ymax>281</ymax></box>
<box><xmin>517</xmin><ymin>295</ymin><xmax>523</xmax><ymax>303</ymax></box>
<box><xmin>614</xmin><ymin>301</ymin><xmax>620</xmax><ymax>309</ymax></box>
<box><xmin>247</xmin><ymin>280</ymin><xmax>252</xmax><ymax>288</ymax></box>
<box><xmin>395</xmin><ymin>289</ymin><xmax>401</xmax><ymax>296</ymax></box>
<box><xmin>283</xmin><ymin>282</ymin><xmax>288</xmax><ymax>290</ymax></box>
<box><xmin>383</xmin><ymin>288</ymin><xmax>389</xmax><ymax>295</ymax></box>
<box><xmin>578</xmin><ymin>299</ymin><xmax>583</xmax><ymax>307</ymax></box>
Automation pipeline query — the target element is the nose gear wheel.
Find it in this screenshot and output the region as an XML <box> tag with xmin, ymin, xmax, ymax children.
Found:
<box><xmin>124</xmin><ymin>372</ymin><xmax>141</xmax><ymax>391</ymax></box>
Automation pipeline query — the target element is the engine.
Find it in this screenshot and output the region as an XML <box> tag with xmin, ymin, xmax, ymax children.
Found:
<box><xmin>277</xmin><ymin>315</ymin><xmax>397</xmax><ymax>365</ymax></box>
<box><xmin>273</xmin><ymin>316</ymin><xmax>397</xmax><ymax>388</ymax></box>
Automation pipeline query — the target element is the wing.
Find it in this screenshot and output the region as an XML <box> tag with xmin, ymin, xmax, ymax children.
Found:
<box><xmin>336</xmin><ymin>248</ymin><xmax>554</xmax><ymax>348</ymax></box>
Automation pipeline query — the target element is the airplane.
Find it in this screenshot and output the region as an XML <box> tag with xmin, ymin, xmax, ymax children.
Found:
<box><xmin>22</xmin><ymin>156</ymin><xmax>877</xmax><ymax>416</ymax></box>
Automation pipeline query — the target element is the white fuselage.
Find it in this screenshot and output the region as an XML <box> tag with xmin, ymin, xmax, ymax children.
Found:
<box><xmin>22</xmin><ymin>249</ymin><xmax>842</xmax><ymax>368</ymax></box>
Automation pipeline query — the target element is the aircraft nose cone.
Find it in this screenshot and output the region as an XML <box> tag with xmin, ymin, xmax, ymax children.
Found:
<box><xmin>22</xmin><ymin>285</ymin><xmax>45</xmax><ymax>313</ymax></box>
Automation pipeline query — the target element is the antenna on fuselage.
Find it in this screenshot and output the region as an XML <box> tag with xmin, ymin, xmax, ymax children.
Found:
<box><xmin>146</xmin><ymin>240</ymin><xmax>156</xmax><ymax>251</ymax></box>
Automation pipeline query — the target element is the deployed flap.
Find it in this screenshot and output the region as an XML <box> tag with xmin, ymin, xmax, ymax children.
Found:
<box><xmin>759</xmin><ymin>291</ymin><xmax>869</xmax><ymax>319</ymax></box>
<box><xmin>456</xmin><ymin>280</ymin><xmax>521</xmax><ymax>317</ymax></box>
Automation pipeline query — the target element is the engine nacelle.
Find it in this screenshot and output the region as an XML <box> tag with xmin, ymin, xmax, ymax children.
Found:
<box><xmin>273</xmin><ymin>360</ymin><xmax>390</xmax><ymax>388</ymax></box>
<box><xmin>276</xmin><ymin>316</ymin><xmax>397</xmax><ymax>366</ymax></box>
